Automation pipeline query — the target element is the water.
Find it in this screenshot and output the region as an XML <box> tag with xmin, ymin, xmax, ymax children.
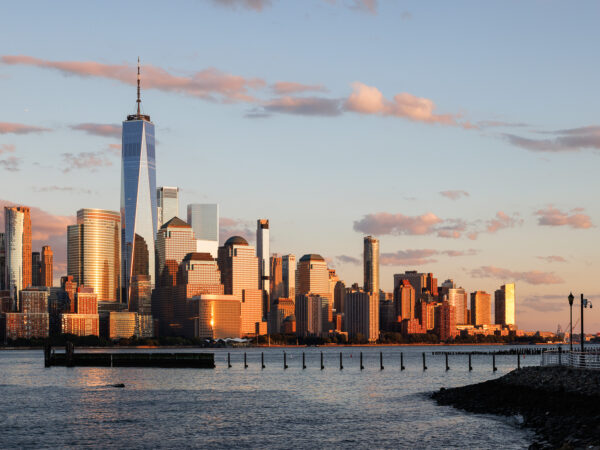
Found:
<box><xmin>0</xmin><ymin>345</ymin><xmax>539</xmax><ymax>449</ymax></box>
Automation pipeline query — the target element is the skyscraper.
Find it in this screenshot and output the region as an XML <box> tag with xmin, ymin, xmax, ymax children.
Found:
<box><xmin>155</xmin><ymin>217</ymin><xmax>197</xmax><ymax>286</ymax></box>
<box><xmin>32</xmin><ymin>252</ymin><xmax>41</xmax><ymax>286</ymax></box>
<box><xmin>296</xmin><ymin>254</ymin><xmax>331</xmax><ymax>330</ymax></box>
<box><xmin>270</xmin><ymin>254</ymin><xmax>283</xmax><ymax>301</ymax></box>
<box><xmin>256</xmin><ymin>219</ymin><xmax>269</xmax><ymax>317</ymax></box>
<box><xmin>363</xmin><ymin>236</ymin><xmax>379</xmax><ymax>293</ymax></box>
<box><xmin>470</xmin><ymin>291</ymin><xmax>492</xmax><ymax>326</ymax></box>
<box><xmin>0</xmin><ymin>232</ymin><xmax>5</xmax><ymax>290</ymax></box>
<box><xmin>121</xmin><ymin>60</ymin><xmax>157</xmax><ymax>302</ymax></box>
<box><xmin>345</xmin><ymin>290</ymin><xmax>379</xmax><ymax>342</ymax></box>
<box><xmin>394</xmin><ymin>279</ymin><xmax>415</xmax><ymax>320</ymax></box>
<box><xmin>41</xmin><ymin>246</ymin><xmax>53</xmax><ymax>287</ymax></box>
<box><xmin>281</xmin><ymin>254</ymin><xmax>296</xmax><ymax>299</ymax></box>
<box><xmin>187</xmin><ymin>204</ymin><xmax>219</xmax><ymax>258</ymax></box>
<box><xmin>394</xmin><ymin>271</ymin><xmax>426</xmax><ymax>300</ymax></box>
<box><xmin>67</xmin><ymin>209</ymin><xmax>121</xmax><ymax>303</ymax></box>
<box><xmin>157</xmin><ymin>186</ymin><xmax>179</xmax><ymax>230</ymax></box>
<box><xmin>495</xmin><ymin>283</ymin><xmax>516</xmax><ymax>326</ymax></box>
<box><xmin>4</xmin><ymin>206</ymin><xmax>31</xmax><ymax>308</ymax></box>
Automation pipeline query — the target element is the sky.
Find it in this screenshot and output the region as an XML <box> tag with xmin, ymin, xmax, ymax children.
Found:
<box><xmin>1</xmin><ymin>0</ymin><xmax>599</xmax><ymax>332</ymax></box>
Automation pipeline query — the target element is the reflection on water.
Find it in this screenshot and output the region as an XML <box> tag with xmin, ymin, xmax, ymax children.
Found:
<box><xmin>0</xmin><ymin>346</ymin><xmax>541</xmax><ymax>448</ymax></box>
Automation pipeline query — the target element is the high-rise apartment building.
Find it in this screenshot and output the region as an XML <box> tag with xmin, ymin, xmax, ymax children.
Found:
<box><xmin>256</xmin><ymin>219</ymin><xmax>269</xmax><ymax>317</ymax></box>
<box><xmin>0</xmin><ymin>232</ymin><xmax>5</xmax><ymax>290</ymax></box>
<box><xmin>470</xmin><ymin>291</ymin><xmax>492</xmax><ymax>326</ymax></box>
<box><xmin>270</xmin><ymin>255</ymin><xmax>283</xmax><ymax>301</ymax></box>
<box><xmin>217</xmin><ymin>236</ymin><xmax>262</xmax><ymax>336</ymax></box>
<box><xmin>434</xmin><ymin>299</ymin><xmax>457</xmax><ymax>341</ymax></box>
<box><xmin>155</xmin><ymin>217</ymin><xmax>197</xmax><ymax>286</ymax></box>
<box><xmin>345</xmin><ymin>290</ymin><xmax>379</xmax><ymax>342</ymax></box>
<box><xmin>281</xmin><ymin>254</ymin><xmax>296</xmax><ymax>299</ymax></box>
<box><xmin>363</xmin><ymin>236</ymin><xmax>379</xmax><ymax>293</ymax></box>
<box><xmin>495</xmin><ymin>283</ymin><xmax>516</xmax><ymax>326</ymax></box>
<box><xmin>32</xmin><ymin>252</ymin><xmax>41</xmax><ymax>286</ymax></box>
<box><xmin>295</xmin><ymin>294</ymin><xmax>324</xmax><ymax>337</ymax></box>
<box><xmin>296</xmin><ymin>254</ymin><xmax>331</xmax><ymax>329</ymax></box>
<box><xmin>426</xmin><ymin>273</ymin><xmax>438</xmax><ymax>297</ymax></box>
<box><xmin>394</xmin><ymin>271</ymin><xmax>426</xmax><ymax>300</ymax></box>
<box><xmin>445</xmin><ymin>287</ymin><xmax>468</xmax><ymax>325</ymax></box>
<box><xmin>187</xmin><ymin>204</ymin><xmax>219</xmax><ymax>258</ymax></box>
<box><xmin>41</xmin><ymin>246</ymin><xmax>53</xmax><ymax>287</ymax></box>
<box><xmin>121</xmin><ymin>62</ymin><xmax>157</xmax><ymax>302</ymax></box>
<box><xmin>157</xmin><ymin>186</ymin><xmax>179</xmax><ymax>230</ymax></box>
<box><xmin>4</xmin><ymin>206</ymin><xmax>31</xmax><ymax>308</ymax></box>
<box><xmin>394</xmin><ymin>279</ymin><xmax>415</xmax><ymax>320</ymax></box>
<box><xmin>67</xmin><ymin>209</ymin><xmax>121</xmax><ymax>303</ymax></box>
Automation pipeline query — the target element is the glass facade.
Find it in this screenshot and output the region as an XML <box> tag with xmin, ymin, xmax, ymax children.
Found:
<box><xmin>187</xmin><ymin>204</ymin><xmax>219</xmax><ymax>241</ymax></box>
<box><xmin>121</xmin><ymin>118</ymin><xmax>157</xmax><ymax>301</ymax></box>
<box><xmin>363</xmin><ymin>236</ymin><xmax>379</xmax><ymax>294</ymax></box>
<box><xmin>157</xmin><ymin>186</ymin><xmax>179</xmax><ymax>230</ymax></box>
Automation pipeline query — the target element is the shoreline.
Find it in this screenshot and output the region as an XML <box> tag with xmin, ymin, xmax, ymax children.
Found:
<box><xmin>431</xmin><ymin>366</ymin><xmax>600</xmax><ymax>448</ymax></box>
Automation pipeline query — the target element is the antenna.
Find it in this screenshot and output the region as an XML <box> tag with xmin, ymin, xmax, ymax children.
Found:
<box><xmin>137</xmin><ymin>57</ymin><xmax>141</xmax><ymax>116</ymax></box>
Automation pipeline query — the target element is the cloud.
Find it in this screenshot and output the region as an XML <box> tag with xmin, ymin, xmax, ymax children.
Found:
<box><xmin>353</xmin><ymin>212</ymin><xmax>442</xmax><ymax>236</ymax></box>
<box><xmin>534</xmin><ymin>206</ymin><xmax>593</xmax><ymax>229</ymax></box>
<box><xmin>2</xmin><ymin>55</ymin><xmax>266</xmax><ymax>103</ymax></box>
<box><xmin>521</xmin><ymin>294</ymin><xmax>567</xmax><ymax>313</ymax></box>
<box><xmin>435</xmin><ymin>219</ymin><xmax>468</xmax><ymax>239</ymax></box>
<box><xmin>211</xmin><ymin>0</ymin><xmax>272</xmax><ymax>11</ymax></box>
<box><xmin>271</xmin><ymin>82</ymin><xmax>327</xmax><ymax>95</ymax></box>
<box><xmin>400</xmin><ymin>11</ymin><xmax>412</xmax><ymax>20</ymax></box>
<box><xmin>344</xmin><ymin>82</ymin><xmax>466</xmax><ymax>127</ymax></box>
<box><xmin>504</xmin><ymin>126</ymin><xmax>600</xmax><ymax>153</ymax></box>
<box><xmin>439</xmin><ymin>190</ymin><xmax>469</xmax><ymax>200</ymax></box>
<box><xmin>263</xmin><ymin>96</ymin><xmax>342</xmax><ymax>116</ymax></box>
<box><xmin>478</xmin><ymin>120</ymin><xmax>528</xmax><ymax>128</ymax></box>
<box><xmin>107</xmin><ymin>143</ymin><xmax>121</xmax><ymax>156</ymax></box>
<box><xmin>381</xmin><ymin>249</ymin><xmax>438</xmax><ymax>266</ymax></box>
<box><xmin>0</xmin><ymin>144</ymin><xmax>15</xmax><ymax>154</ymax></box>
<box><xmin>219</xmin><ymin>217</ymin><xmax>254</xmax><ymax>244</ymax></box>
<box><xmin>349</xmin><ymin>0</ymin><xmax>377</xmax><ymax>14</ymax></box>
<box><xmin>335</xmin><ymin>255</ymin><xmax>361</xmax><ymax>265</ymax></box>
<box><xmin>70</xmin><ymin>123</ymin><xmax>121</xmax><ymax>138</ymax></box>
<box><xmin>61</xmin><ymin>151</ymin><xmax>112</xmax><ymax>172</ymax></box>
<box><xmin>0</xmin><ymin>156</ymin><xmax>21</xmax><ymax>172</ymax></box>
<box><xmin>486</xmin><ymin>211</ymin><xmax>523</xmax><ymax>233</ymax></box>
<box><xmin>537</xmin><ymin>255</ymin><xmax>567</xmax><ymax>263</ymax></box>
<box><xmin>0</xmin><ymin>122</ymin><xmax>51</xmax><ymax>134</ymax></box>
<box><xmin>32</xmin><ymin>186</ymin><xmax>93</xmax><ymax>195</ymax></box>
<box><xmin>441</xmin><ymin>249</ymin><xmax>479</xmax><ymax>257</ymax></box>
<box><xmin>470</xmin><ymin>266</ymin><xmax>564</xmax><ymax>285</ymax></box>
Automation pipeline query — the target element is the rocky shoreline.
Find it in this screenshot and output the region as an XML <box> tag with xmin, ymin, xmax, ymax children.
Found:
<box><xmin>431</xmin><ymin>366</ymin><xmax>600</xmax><ymax>449</ymax></box>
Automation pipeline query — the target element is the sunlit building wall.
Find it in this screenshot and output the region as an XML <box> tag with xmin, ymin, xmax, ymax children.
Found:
<box><xmin>109</xmin><ymin>311</ymin><xmax>137</xmax><ymax>339</ymax></box>
<box><xmin>295</xmin><ymin>294</ymin><xmax>323</xmax><ymax>337</ymax></box>
<box><xmin>363</xmin><ymin>236</ymin><xmax>379</xmax><ymax>293</ymax></box>
<box><xmin>5</xmin><ymin>206</ymin><xmax>31</xmax><ymax>308</ymax></box>
<box><xmin>471</xmin><ymin>291</ymin><xmax>492</xmax><ymax>326</ymax></box>
<box><xmin>157</xmin><ymin>186</ymin><xmax>179</xmax><ymax>230</ymax></box>
<box><xmin>41</xmin><ymin>246</ymin><xmax>53</xmax><ymax>287</ymax></box>
<box><xmin>345</xmin><ymin>291</ymin><xmax>379</xmax><ymax>342</ymax></box>
<box><xmin>187</xmin><ymin>294</ymin><xmax>241</xmax><ymax>339</ymax></box>
<box><xmin>495</xmin><ymin>283</ymin><xmax>515</xmax><ymax>326</ymax></box>
<box><xmin>281</xmin><ymin>254</ymin><xmax>296</xmax><ymax>299</ymax></box>
<box><xmin>67</xmin><ymin>209</ymin><xmax>121</xmax><ymax>303</ymax></box>
<box><xmin>446</xmin><ymin>287</ymin><xmax>468</xmax><ymax>325</ymax></box>
<box><xmin>155</xmin><ymin>217</ymin><xmax>197</xmax><ymax>286</ymax></box>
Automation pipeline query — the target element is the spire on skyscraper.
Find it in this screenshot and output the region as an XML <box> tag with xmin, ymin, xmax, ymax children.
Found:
<box><xmin>127</xmin><ymin>57</ymin><xmax>150</xmax><ymax>121</ymax></box>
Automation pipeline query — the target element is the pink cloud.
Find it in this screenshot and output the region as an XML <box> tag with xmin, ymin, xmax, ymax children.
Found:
<box><xmin>381</xmin><ymin>249</ymin><xmax>438</xmax><ymax>266</ymax></box>
<box><xmin>271</xmin><ymin>82</ymin><xmax>327</xmax><ymax>95</ymax></box>
<box><xmin>344</xmin><ymin>82</ymin><xmax>465</xmax><ymax>127</ymax></box>
<box><xmin>0</xmin><ymin>121</ymin><xmax>51</xmax><ymax>134</ymax></box>
<box><xmin>486</xmin><ymin>211</ymin><xmax>523</xmax><ymax>233</ymax></box>
<box><xmin>349</xmin><ymin>0</ymin><xmax>378</xmax><ymax>14</ymax></box>
<box><xmin>61</xmin><ymin>151</ymin><xmax>112</xmax><ymax>172</ymax></box>
<box><xmin>0</xmin><ymin>156</ymin><xmax>21</xmax><ymax>172</ymax></box>
<box><xmin>263</xmin><ymin>96</ymin><xmax>342</xmax><ymax>116</ymax></box>
<box><xmin>535</xmin><ymin>206</ymin><xmax>593</xmax><ymax>229</ymax></box>
<box><xmin>211</xmin><ymin>0</ymin><xmax>272</xmax><ymax>11</ymax></box>
<box><xmin>439</xmin><ymin>190</ymin><xmax>469</xmax><ymax>200</ymax></box>
<box><xmin>71</xmin><ymin>123</ymin><xmax>121</xmax><ymax>138</ymax></box>
<box><xmin>353</xmin><ymin>212</ymin><xmax>442</xmax><ymax>235</ymax></box>
<box><xmin>470</xmin><ymin>265</ymin><xmax>564</xmax><ymax>285</ymax></box>
<box><xmin>0</xmin><ymin>144</ymin><xmax>15</xmax><ymax>154</ymax></box>
<box><xmin>336</xmin><ymin>255</ymin><xmax>361</xmax><ymax>265</ymax></box>
<box><xmin>537</xmin><ymin>255</ymin><xmax>567</xmax><ymax>263</ymax></box>
<box><xmin>219</xmin><ymin>217</ymin><xmax>254</xmax><ymax>245</ymax></box>
<box><xmin>2</xmin><ymin>55</ymin><xmax>266</xmax><ymax>103</ymax></box>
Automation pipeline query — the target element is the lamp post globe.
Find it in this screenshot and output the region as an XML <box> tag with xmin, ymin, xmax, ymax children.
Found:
<box><xmin>568</xmin><ymin>293</ymin><xmax>574</xmax><ymax>352</ymax></box>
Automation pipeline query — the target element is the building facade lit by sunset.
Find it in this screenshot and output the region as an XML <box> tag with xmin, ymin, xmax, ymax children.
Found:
<box><xmin>4</xmin><ymin>206</ymin><xmax>31</xmax><ymax>308</ymax></box>
<box><xmin>363</xmin><ymin>236</ymin><xmax>379</xmax><ymax>293</ymax></box>
<box><xmin>188</xmin><ymin>294</ymin><xmax>241</xmax><ymax>339</ymax></box>
<box><xmin>256</xmin><ymin>219</ymin><xmax>270</xmax><ymax>317</ymax></box>
<box><xmin>67</xmin><ymin>209</ymin><xmax>121</xmax><ymax>303</ymax></box>
<box><xmin>495</xmin><ymin>283</ymin><xmax>515</xmax><ymax>326</ymax></box>
<box><xmin>471</xmin><ymin>290</ymin><xmax>492</xmax><ymax>326</ymax></box>
<box><xmin>281</xmin><ymin>254</ymin><xmax>296</xmax><ymax>299</ymax></box>
<box><xmin>155</xmin><ymin>217</ymin><xmax>197</xmax><ymax>284</ymax></box>
<box><xmin>41</xmin><ymin>246</ymin><xmax>53</xmax><ymax>287</ymax></box>
<box><xmin>121</xmin><ymin>63</ymin><xmax>157</xmax><ymax>302</ymax></box>
<box><xmin>346</xmin><ymin>290</ymin><xmax>379</xmax><ymax>342</ymax></box>
<box><xmin>296</xmin><ymin>254</ymin><xmax>331</xmax><ymax>330</ymax></box>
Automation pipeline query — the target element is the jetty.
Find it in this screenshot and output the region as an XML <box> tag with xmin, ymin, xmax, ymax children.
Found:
<box><xmin>44</xmin><ymin>344</ymin><xmax>215</xmax><ymax>368</ymax></box>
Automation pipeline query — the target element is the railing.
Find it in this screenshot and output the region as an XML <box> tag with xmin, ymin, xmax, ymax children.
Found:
<box><xmin>541</xmin><ymin>350</ymin><xmax>600</xmax><ymax>370</ymax></box>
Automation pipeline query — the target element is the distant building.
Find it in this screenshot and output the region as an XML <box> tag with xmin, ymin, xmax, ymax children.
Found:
<box><xmin>32</xmin><ymin>252</ymin><xmax>41</xmax><ymax>286</ymax></box>
<box><xmin>256</xmin><ymin>219</ymin><xmax>269</xmax><ymax>318</ymax></box>
<box><xmin>4</xmin><ymin>288</ymin><xmax>49</xmax><ymax>340</ymax></box>
<box><xmin>334</xmin><ymin>280</ymin><xmax>346</xmax><ymax>315</ymax></box>
<box><xmin>156</xmin><ymin>216</ymin><xmax>197</xmax><ymax>286</ymax></box>
<box><xmin>270</xmin><ymin>255</ymin><xmax>284</xmax><ymax>302</ymax></box>
<box><xmin>434</xmin><ymin>299</ymin><xmax>457</xmax><ymax>341</ymax></box>
<box><xmin>0</xmin><ymin>233</ymin><xmax>5</xmax><ymax>291</ymax></box>
<box><xmin>426</xmin><ymin>273</ymin><xmax>438</xmax><ymax>297</ymax></box>
<box><xmin>270</xmin><ymin>297</ymin><xmax>295</xmax><ymax>333</ymax></box>
<box><xmin>61</xmin><ymin>286</ymin><xmax>99</xmax><ymax>337</ymax></box>
<box><xmin>295</xmin><ymin>294</ymin><xmax>324</xmax><ymax>337</ymax></box>
<box><xmin>445</xmin><ymin>286</ymin><xmax>468</xmax><ymax>325</ymax></box>
<box><xmin>471</xmin><ymin>291</ymin><xmax>492</xmax><ymax>326</ymax></box>
<box><xmin>281</xmin><ymin>254</ymin><xmax>296</xmax><ymax>299</ymax></box>
<box><xmin>41</xmin><ymin>246</ymin><xmax>53</xmax><ymax>287</ymax></box>
<box><xmin>394</xmin><ymin>280</ymin><xmax>415</xmax><ymax>320</ymax></box>
<box><xmin>157</xmin><ymin>186</ymin><xmax>179</xmax><ymax>230</ymax></box>
<box><xmin>394</xmin><ymin>271</ymin><xmax>426</xmax><ymax>302</ymax></box>
<box><xmin>363</xmin><ymin>236</ymin><xmax>379</xmax><ymax>293</ymax></box>
<box><xmin>67</xmin><ymin>209</ymin><xmax>121</xmax><ymax>303</ymax></box>
<box><xmin>297</xmin><ymin>254</ymin><xmax>331</xmax><ymax>329</ymax></box>
<box><xmin>495</xmin><ymin>283</ymin><xmax>516</xmax><ymax>326</ymax></box>
<box><xmin>187</xmin><ymin>204</ymin><xmax>219</xmax><ymax>258</ymax></box>
<box><xmin>5</xmin><ymin>206</ymin><xmax>31</xmax><ymax>309</ymax></box>
<box><xmin>345</xmin><ymin>291</ymin><xmax>379</xmax><ymax>342</ymax></box>
<box><xmin>187</xmin><ymin>294</ymin><xmax>241</xmax><ymax>339</ymax></box>
<box><xmin>109</xmin><ymin>311</ymin><xmax>137</xmax><ymax>339</ymax></box>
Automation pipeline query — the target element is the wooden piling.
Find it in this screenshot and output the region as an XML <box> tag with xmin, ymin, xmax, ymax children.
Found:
<box><xmin>284</xmin><ymin>352</ymin><xmax>288</xmax><ymax>369</ymax></box>
<box><xmin>340</xmin><ymin>352</ymin><xmax>343</xmax><ymax>370</ymax></box>
<box><xmin>244</xmin><ymin>352</ymin><xmax>248</xmax><ymax>369</ymax></box>
<box><xmin>517</xmin><ymin>353</ymin><xmax>520</xmax><ymax>370</ymax></box>
<box><xmin>400</xmin><ymin>352</ymin><xmax>405</xmax><ymax>371</ymax></box>
<box><xmin>493</xmin><ymin>354</ymin><xmax>497</xmax><ymax>372</ymax></box>
<box><xmin>380</xmin><ymin>351</ymin><xmax>384</xmax><ymax>370</ymax></box>
<box><xmin>261</xmin><ymin>352</ymin><xmax>265</xmax><ymax>369</ymax></box>
<box><xmin>445</xmin><ymin>353</ymin><xmax>450</xmax><ymax>371</ymax></box>
<box><xmin>302</xmin><ymin>352</ymin><xmax>306</xmax><ymax>370</ymax></box>
<box><xmin>321</xmin><ymin>352</ymin><xmax>324</xmax><ymax>370</ymax></box>
<box><xmin>422</xmin><ymin>352</ymin><xmax>427</xmax><ymax>371</ymax></box>
<box><xmin>360</xmin><ymin>352</ymin><xmax>364</xmax><ymax>370</ymax></box>
<box><xmin>228</xmin><ymin>352</ymin><xmax>232</xmax><ymax>368</ymax></box>
<box><xmin>469</xmin><ymin>353</ymin><xmax>472</xmax><ymax>371</ymax></box>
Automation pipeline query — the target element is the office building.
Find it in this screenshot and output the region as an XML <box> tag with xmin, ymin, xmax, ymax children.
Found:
<box><xmin>270</xmin><ymin>255</ymin><xmax>283</xmax><ymax>302</ymax></box>
<box><xmin>187</xmin><ymin>204</ymin><xmax>219</xmax><ymax>258</ymax></box>
<box><xmin>256</xmin><ymin>219</ymin><xmax>269</xmax><ymax>317</ymax></box>
<box><xmin>270</xmin><ymin>297</ymin><xmax>295</xmax><ymax>333</ymax></box>
<box><xmin>446</xmin><ymin>287</ymin><xmax>468</xmax><ymax>325</ymax></box>
<box><xmin>156</xmin><ymin>217</ymin><xmax>197</xmax><ymax>286</ymax></box>
<box><xmin>281</xmin><ymin>254</ymin><xmax>296</xmax><ymax>299</ymax></box>
<box><xmin>394</xmin><ymin>279</ymin><xmax>415</xmax><ymax>320</ymax></box>
<box><xmin>109</xmin><ymin>311</ymin><xmax>137</xmax><ymax>339</ymax></box>
<box><xmin>345</xmin><ymin>290</ymin><xmax>379</xmax><ymax>342</ymax></box>
<box><xmin>434</xmin><ymin>299</ymin><xmax>457</xmax><ymax>341</ymax></box>
<box><xmin>60</xmin><ymin>286</ymin><xmax>99</xmax><ymax>336</ymax></box>
<box><xmin>218</xmin><ymin>236</ymin><xmax>263</xmax><ymax>336</ymax></box>
<box><xmin>426</xmin><ymin>273</ymin><xmax>438</xmax><ymax>297</ymax></box>
<box><xmin>67</xmin><ymin>209</ymin><xmax>121</xmax><ymax>303</ymax></box>
<box><xmin>4</xmin><ymin>206</ymin><xmax>31</xmax><ymax>308</ymax></box>
<box><xmin>0</xmin><ymin>233</ymin><xmax>5</xmax><ymax>290</ymax></box>
<box><xmin>32</xmin><ymin>252</ymin><xmax>41</xmax><ymax>286</ymax></box>
<box><xmin>129</xmin><ymin>274</ymin><xmax>152</xmax><ymax>315</ymax></box>
<box><xmin>41</xmin><ymin>246</ymin><xmax>53</xmax><ymax>287</ymax></box>
<box><xmin>334</xmin><ymin>280</ymin><xmax>346</xmax><ymax>314</ymax></box>
<box><xmin>296</xmin><ymin>254</ymin><xmax>332</xmax><ymax>329</ymax></box>
<box><xmin>471</xmin><ymin>291</ymin><xmax>492</xmax><ymax>326</ymax></box>
<box><xmin>4</xmin><ymin>288</ymin><xmax>49</xmax><ymax>340</ymax></box>
<box><xmin>121</xmin><ymin>61</ymin><xmax>158</xmax><ymax>302</ymax></box>
<box><xmin>394</xmin><ymin>271</ymin><xmax>426</xmax><ymax>300</ymax></box>
<box><xmin>187</xmin><ymin>294</ymin><xmax>241</xmax><ymax>339</ymax></box>
<box><xmin>495</xmin><ymin>283</ymin><xmax>516</xmax><ymax>326</ymax></box>
<box><xmin>295</xmin><ymin>294</ymin><xmax>323</xmax><ymax>337</ymax></box>
<box><xmin>157</xmin><ymin>186</ymin><xmax>179</xmax><ymax>230</ymax></box>
<box><xmin>363</xmin><ymin>236</ymin><xmax>379</xmax><ymax>293</ymax></box>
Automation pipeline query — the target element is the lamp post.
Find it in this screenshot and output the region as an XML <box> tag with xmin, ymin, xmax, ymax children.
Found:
<box><xmin>580</xmin><ymin>294</ymin><xmax>592</xmax><ymax>353</ymax></box>
<box><xmin>568</xmin><ymin>293</ymin><xmax>574</xmax><ymax>352</ymax></box>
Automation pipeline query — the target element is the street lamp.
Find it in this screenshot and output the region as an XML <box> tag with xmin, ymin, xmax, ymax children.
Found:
<box><xmin>568</xmin><ymin>293</ymin><xmax>574</xmax><ymax>352</ymax></box>
<box><xmin>581</xmin><ymin>294</ymin><xmax>592</xmax><ymax>353</ymax></box>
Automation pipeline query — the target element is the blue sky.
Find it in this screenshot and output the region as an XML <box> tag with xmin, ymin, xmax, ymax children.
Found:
<box><xmin>1</xmin><ymin>0</ymin><xmax>599</xmax><ymax>331</ymax></box>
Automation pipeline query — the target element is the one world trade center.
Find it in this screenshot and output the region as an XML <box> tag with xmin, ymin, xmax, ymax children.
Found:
<box><xmin>121</xmin><ymin>59</ymin><xmax>157</xmax><ymax>303</ymax></box>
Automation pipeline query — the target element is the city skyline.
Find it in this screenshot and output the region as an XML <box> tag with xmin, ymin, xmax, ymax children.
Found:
<box><xmin>0</xmin><ymin>1</ymin><xmax>599</xmax><ymax>332</ymax></box>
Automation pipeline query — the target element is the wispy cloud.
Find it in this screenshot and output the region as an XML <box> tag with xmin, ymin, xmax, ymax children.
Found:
<box><xmin>335</xmin><ymin>254</ymin><xmax>361</xmax><ymax>265</ymax></box>
<box><xmin>534</xmin><ymin>206</ymin><xmax>593</xmax><ymax>229</ymax></box>
<box><xmin>61</xmin><ymin>151</ymin><xmax>112</xmax><ymax>172</ymax></box>
<box><xmin>263</xmin><ymin>96</ymin><xmax>342</xmax><ymax>116</ymax></box>
<box><xmin>219</xmin><ymin>217</ymin><xmax>254</xmax><ymax>244</ymax></box>
<box><xmin>504</xmin><ymin>126</ymin><xmax>600</xmax><ymax>153</ymax></box>
<box><xmin>537</xmin><ymin>255</ymin><xmax>567</xmax><ymax>263</ymax></box>
<box><xmin>271</xmin><ymin>82</ymin><xmax>327</xmax><ymax>95</ymax></box>
<box><xmin>470</xmin><ymin>266</ymin><xmax>564</xmax><ymax>285</ymax></box>
<box><xmin>486</xmin><ymin>211</ymin><xmax>523</xmax><ymax>233</ymax></box>
<box><xmin>380</xmin><ymin>248</ymin><xmax>479</xmax><ymax>266</ymax></box>
<box><xmin>0</xmin><ymin>144</ymin><xmax>16</xmax><ymax>154</ymax></box>
<box><xmin>0</xmin><ymin>156</ymin><xmax>21</xmax><ymax>172</ymax></box>
<box><xmin>211</xmin><ymin>0</ymin><xmax>271</xmax><ymax>11</ymax></box>
<box><xmin>32</xmin><ymin>186</ymin><xmax>93</xmax><ymax>195</ymax></box>
<box><xmin>70</xmin><ymin>123</ymin><xmax>121</xmax><ymax>138</ymax></box>
<box><xmin>0</xmin><ymin>121</ymin><xmax>51</xmax><ymax>134</ymax></box>
<box><xmin>348</xmin><ymin>0</ymin><xmax>378</xmax><ymax>14</ymax></box>
<box><xmin>439</xmin><ymin>190</ymin><xmax>469</xmax><ymax>200</ymax></box>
